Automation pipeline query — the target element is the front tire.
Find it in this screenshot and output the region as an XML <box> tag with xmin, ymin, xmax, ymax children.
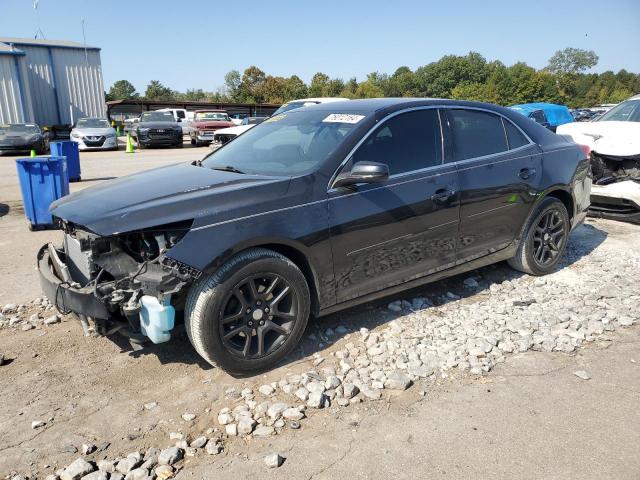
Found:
<box><xmin>508</xmin><ymin>197</ymin><xmax>570</xmax><ymax>275</ymax></box>
<box><xmin>185</xmin><ymin>248</ymin><xmax>310</xmax><ymax>375</ymax></box>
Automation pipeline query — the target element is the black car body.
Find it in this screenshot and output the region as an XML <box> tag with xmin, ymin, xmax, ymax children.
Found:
<box><xmin>38</xmin><ymin>99</ymin><xmax>591</xmax><ymax>374</ymax></box>
<box><xmin>135</xmin><ymin>111</ymin><xmax>183</xmax><ymax>148</ymax></box>
<box><xmin>0</xmin><ymin>123</ymin><xmax>49</xmax><ymax>154</ymax></box>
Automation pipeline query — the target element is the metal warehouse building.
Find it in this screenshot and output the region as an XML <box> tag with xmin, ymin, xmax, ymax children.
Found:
<box><xmin>0</xmin><ymin>37</ymin><xmax>106</xmax><ymax>126</ymax></box>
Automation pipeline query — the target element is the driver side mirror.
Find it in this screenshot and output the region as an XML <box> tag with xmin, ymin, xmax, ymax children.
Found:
<box><xmin>333</xmin><ymin>161</ymin><xmax>389</xmax><ymax>188</ymax></box>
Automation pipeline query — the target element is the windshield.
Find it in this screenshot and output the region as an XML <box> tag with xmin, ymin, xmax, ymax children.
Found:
<box><xmin>195</xmin><ymin>112</ymin><xmax>229</xmax><ymax>121</ymax></box>
<box><xmin>0</xmin><ymin>124</ymin><xmax>40</xmax><ymax>135</ymax></box>
<box><xmin>597</xmin><ymin>100</ymin><xmax>640</xmax><ymax>122</ymax></box>
<box><xmin>141</xmin><ymin>112</ymin><xmax>175</xmax><ymax>122</ymax></box>
<box><xmin>76</xmin><ymin>118</ymin><xmax>110</xmax><ymax>128</ymax></box>
<box><xmin>271</xmin><ymin>101</ymin><xmax>318</xmax><ymax>116</ymax></box>
<box><xmin>201</xmin><ymin>110</ymin><xmax>363</xmax><ymax>175</ymax></box>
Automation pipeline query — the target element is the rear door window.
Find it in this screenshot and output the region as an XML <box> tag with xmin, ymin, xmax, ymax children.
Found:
<box><xmin>352</xmin><ymin>109</ymin><xmax>442</xmax><ymax>175</ymax></box>
<box><xmin>446</xmin><ymin>109</ymin><xmax>508</xmax><ymax>161</ymax></box>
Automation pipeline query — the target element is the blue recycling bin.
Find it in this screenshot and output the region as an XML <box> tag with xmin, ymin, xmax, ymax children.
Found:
<box><xmin>50</xmin><ymin>141</ymin><xmax>81</xmax><ymax>182</ymax></box>
<box><xmin>15</xmin><ymin>156</ymin><xmax>69</xmax><ymax>230</ymax></box>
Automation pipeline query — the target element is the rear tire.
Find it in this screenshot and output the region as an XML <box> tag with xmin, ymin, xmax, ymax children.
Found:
<box><xmin>185</xmin><ymin>248</ymin><xmax>310</xmax><ymax>375</ymax></box>
<box><xmin>508</xmin><ymin>197</ymin><xmax>570</xmax><ymax>275</ymax></box>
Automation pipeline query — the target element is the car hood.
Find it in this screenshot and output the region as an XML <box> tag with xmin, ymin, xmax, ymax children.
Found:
<box><xmin>0</xmin><ymin>133</ymin><xmax>40</xmax><ymax>143</ymax></box>
<box><xmin>138</xmin><ymin>121</ymin><xmax>181</xmax><ymax>129</ymax></box>
<box><xmin>214</xmin><ymin>124</ymin><xmax>255</xmax><ymax>136</ymax></box>
<box><xmin>557</xmin><ymin>121</ymin><xmax>640</xmax><ymax>156</ymax></box>
<box><xmin>73</xmin><ymin>127</ymin><xmax>115</xmax><ymax>136</ymax></box>
<box><xmin>192</xmin><ymin>120</ymin><xmax>234</xmax><ymax>128</ymax></box>
<box><xmin>50</xmin><ymin>162</ymin><xmax>285</xmax><ymax>236</ymax></box>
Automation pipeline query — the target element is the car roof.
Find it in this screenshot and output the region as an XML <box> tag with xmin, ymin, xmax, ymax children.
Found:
<box><xmin>286</xmin><ymin>97</ymin><xmax>349</xmax><ymax>104</ymax></box>
<box><xmin>305</xmin><ymin>97</ymin><xmax>517</xmax><ymax>114</ymax></box>
<box><xmin>194</xmin><ymin>109</ymin><xmax>227</xmax><ymax>113</ymax></box>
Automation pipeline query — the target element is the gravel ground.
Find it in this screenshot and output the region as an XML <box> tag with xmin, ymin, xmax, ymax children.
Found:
<box><xmin>1</xmin><ymin>217</ymin><xmax>638</xmax><ymax>479</ymax></box>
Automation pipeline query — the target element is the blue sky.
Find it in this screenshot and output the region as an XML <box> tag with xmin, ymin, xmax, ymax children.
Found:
<box><xmin>1</xmin><ymin>0</ymin><xmax>639</xmax><ymax>94</ymax></box>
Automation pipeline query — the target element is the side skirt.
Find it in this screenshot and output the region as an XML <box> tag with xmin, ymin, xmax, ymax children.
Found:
<box><xmin>317</xmin><ymin>243</ymin><xmax>518</xmax><ymax>317</ymax></box>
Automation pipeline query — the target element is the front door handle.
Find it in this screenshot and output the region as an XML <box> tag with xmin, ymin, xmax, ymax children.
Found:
<box><xmin>431</xmin><ymin>188</ymin><xmax>454</xmax><ymax>204</ymax></box>
<box><xmin>519</xmin><ymin>168</ymin><xmax>536</xmax><ymax>180</ymax></box>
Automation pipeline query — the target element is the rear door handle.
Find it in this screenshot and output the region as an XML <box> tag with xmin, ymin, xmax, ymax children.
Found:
<box><xmin>431</xmin><ymin>188</ymin><xmax>454</xmax><ymax>204</ymax></box>
<box><xmin>519</xmin><ymin>168</ymin><xmax>536</xmax><ymax>180</ymax></box>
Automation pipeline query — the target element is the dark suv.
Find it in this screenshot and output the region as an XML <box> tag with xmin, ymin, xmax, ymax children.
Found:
<box><xmin>135</xmin><ymin>111</ymin><xmax>183</xmax><ymax>149</ymax></box>
<box><xmin>38</xmin><ymin>99</ymin><xmax>591</xmax><ymax>375</ymax></box>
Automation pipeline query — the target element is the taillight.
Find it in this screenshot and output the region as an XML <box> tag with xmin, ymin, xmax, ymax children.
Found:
<box><xmin>578</xmin><ymin>144</ymin><xmax>591</xmax><ymax>158</ymax></box>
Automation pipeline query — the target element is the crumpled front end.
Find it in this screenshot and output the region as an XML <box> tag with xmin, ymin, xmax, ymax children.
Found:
<box><xmin>588</xmin><ymin>153</ymin><xmax>640</xmax><ymax>224</ymax></box>
<box><xmin>37</xmin><ymin>220</ymin><xmax>201</xmax><ymax>343</ymax></box>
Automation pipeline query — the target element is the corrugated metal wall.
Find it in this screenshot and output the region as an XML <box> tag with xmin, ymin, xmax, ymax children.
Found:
<box><xmin>20</xmin><ymin>45</ymin><xmax>106</xmax><ymax>125</ymax></box>
<box><xmin>0</xmin><ymin>55</ymin><xmax>33</xmax><ymax>124</ymax></box>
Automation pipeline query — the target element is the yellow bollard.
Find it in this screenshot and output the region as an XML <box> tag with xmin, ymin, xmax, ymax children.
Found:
<box><xmin>126</xmin><ymin>133</ymin><xmax>135</xmax><ymax>154</ymax></box>
<box><xmin>30</xmin><ymin>149</ymin><xmax>37</xmax><ymax>157</ymax></box>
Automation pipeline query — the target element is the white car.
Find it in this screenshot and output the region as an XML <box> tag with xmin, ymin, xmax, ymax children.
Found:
<box><xmin>209</xmin><ymin>124</ymin><xmax>253</xmax><ymax>150</ymax></box>
<box><xmin>70</xmin><ymin>118</ymin><xmax>118</xmax><ymax>151</ymax></box>
<box><xmin>271</xmin><ymin>97</ymin><xmax>349</xmax><ymax>116</ymax></box>
<box><xmin>209</xmin><ymin>117</ymin><xmax>269</xmax><ymax>149</ymax></box>
<box><xmin>557</xmin><ymin>94</ymin><xmax>640</xmax><ymax>224</ymax></box>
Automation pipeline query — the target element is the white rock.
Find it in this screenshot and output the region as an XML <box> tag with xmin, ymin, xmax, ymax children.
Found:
<box><xmin>282</xmin><ymin>407</ymin><xmax>305</xmax><ymax>421</ymax></box>
<box><xmin>264</xmin><ymin>453</ymin><xmax>284</xmax><ymax>468</ymax></box>
<box><xmin>253</xmin><ymin>425</ymin><xmax>275</xmax><ymax>437</ymax></box>
<box><xmin>157</xmin><ymin>447</ymin><xmax>183</xmax><ymax>466</ymax></box>
<box><xmin>60</xmin><ymin>458</ymin><xmax>94</xmax><ymax>480</ymax></box>
<box><xmin>31</xmin><ymin>420</ymin><xmax>46</xmax><ymax>429</ymax></box>
<box><xmin>259</xmin><ymin>384</ymin><xmax>275</xmax><ymax>396</ymax></box>
<box><xmin>574</xmin><ymin>370</ymin><xmax>592</xmax><ymax>380</ymax></box>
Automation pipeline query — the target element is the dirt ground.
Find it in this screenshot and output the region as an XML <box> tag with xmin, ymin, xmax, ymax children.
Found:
<box><xmin>1</xmin><ymin>218</ymin><xmax>639</xmax><ymax>479</ymax></box>
<box><xmin>1</xmin><ymin>145</ymin><xmax>639</xmax><ymax>479</ymax></box>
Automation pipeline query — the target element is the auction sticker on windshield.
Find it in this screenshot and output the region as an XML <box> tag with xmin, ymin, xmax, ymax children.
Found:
<box><xmin>322</xmin><ymin>113</ymin><xmax>365</xmax><ymax>124</ymax></box>
<box><xmin>264</xmin><ymin>114</ymin><xmax>287</xmax><ymax>123</ymax></box>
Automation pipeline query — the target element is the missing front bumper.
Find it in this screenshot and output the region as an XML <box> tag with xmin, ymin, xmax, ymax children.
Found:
<box><xmin>37</xmin><ymin>244</ymin><xmax>110</xmax><ymax>319</ymax></box>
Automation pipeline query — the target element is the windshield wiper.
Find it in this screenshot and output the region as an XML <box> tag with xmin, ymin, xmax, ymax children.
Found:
<box><xmin>212</xmin><ymin>165</ymin><xmax>245</xmax><ymax>174</ymax></box>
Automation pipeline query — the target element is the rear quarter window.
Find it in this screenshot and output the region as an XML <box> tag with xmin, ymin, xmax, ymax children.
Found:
<box><xmin>503</xmin><ymin>119</ymin><xmax>529</xmax><ymax>149</ymax></box>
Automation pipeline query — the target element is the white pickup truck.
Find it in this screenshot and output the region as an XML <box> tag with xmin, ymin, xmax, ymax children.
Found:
<box><xmin>156</xmin><ymin>108</ymin><xmax>194</xmax><ymax>135</ymax></box>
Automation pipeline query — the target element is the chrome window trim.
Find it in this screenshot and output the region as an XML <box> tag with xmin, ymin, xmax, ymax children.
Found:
<box><xmin>441</xmin><ymin>107</ymin><xmax>536</xmax><ymax>165</ymax></box>
<box><xmin>328</xmin><ymin>104</ymin><xmax>536</xmax><ymax>191</ymax></box>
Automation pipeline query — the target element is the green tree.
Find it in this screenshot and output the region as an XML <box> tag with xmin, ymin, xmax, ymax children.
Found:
<box><xmin>239</xmin><ymin>66</ymin><xmax>267</xmax><ymax>102</ymax></box>
<box><xmin>224</xmin><ymin>70</ymin><xmax>241</xmax><ymax>101</ymax></box>
<box><xmin>308</xmin><ymin>72</ymin><xmax>330</xmax><ymax>97</ymax></box>
<box><xmin>547</xmin><ymin>48</ymin><xmax>599</xmax><ymax>75</ymax></box>
<box><xmin>179</xmin><ymin>89</ymin><xmax>208</xmax><ymax>101</ymax></box>
<box><xmin>144</xmin><ymin>80</ymin><xmax>176</xmax><ymax>101</ymax></box>
<box><xmin>107</xmin><ymin>80</ymin><xmax>138</xmax><ymax>101</ymax></box>
<box><xmin>283</xmin><ymin>75</ymin><xmax>308</xmax><ymax>101</ymax></box>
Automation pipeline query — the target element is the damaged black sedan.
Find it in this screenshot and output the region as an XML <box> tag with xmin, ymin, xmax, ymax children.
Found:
<box><xmin>38</xmin><ymin>99</ymin><xmax>591</xmax><ymax>375</ymax></box>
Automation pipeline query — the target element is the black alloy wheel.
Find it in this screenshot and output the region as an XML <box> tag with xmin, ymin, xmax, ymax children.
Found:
<box><xmin>531</xmin><ymin>209</ymin><xmax>568</xmax><ymax>268</ymax></box>
<box><xmin>508</xmin><ymin>196</ymin><xmax>570</xmax><ymax>276</ymax></box>
<box><xmin>220</xmin><ymin>273</ymin><xmax>298</xmax><ymax>359</ymax></box>
<box><xmin>185</xmin><ymin>248</ymin><xmax>310</xmax><ymax>375</ymax></box>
